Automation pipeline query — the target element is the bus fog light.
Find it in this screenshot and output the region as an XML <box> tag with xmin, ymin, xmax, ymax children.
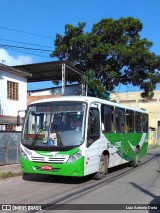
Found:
<box><xmin>67</xmin><ymin>151</ymin><xmax>82</xmax><ymax>163</ymax></box>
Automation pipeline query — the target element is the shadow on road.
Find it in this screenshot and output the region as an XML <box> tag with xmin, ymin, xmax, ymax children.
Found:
<box><xmin>22</xmin><ymin>162</ymin><xmax>131</xmax><ymax>184</ymax></box>
<box><xmin>22</xmin><ymin>173</ymin><xmax>94</xmax><ymax>184</ymax></box>
<box><xmin>129</xmin><ymin>182</ymin><xmax>160</xmax><ymax>213</ymax></box>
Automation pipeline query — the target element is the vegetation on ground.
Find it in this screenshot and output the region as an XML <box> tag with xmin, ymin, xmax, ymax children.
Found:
<box><xmin>0</xmin><ymin>171</ymin><xmax>14</xmax><ymax>179</ymax></box>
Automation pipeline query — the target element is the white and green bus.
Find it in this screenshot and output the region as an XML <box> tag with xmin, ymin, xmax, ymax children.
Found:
<box><xmin>20</xmin><ymin>96</ymin><xmax>148</xmax><ymax>179</ymax></box>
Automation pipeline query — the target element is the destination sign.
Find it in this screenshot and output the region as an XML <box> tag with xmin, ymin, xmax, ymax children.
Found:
<box><xmin>36</xmin><ymin>104</ymin><xmax>83</xmax><ymax>113</ymax></box>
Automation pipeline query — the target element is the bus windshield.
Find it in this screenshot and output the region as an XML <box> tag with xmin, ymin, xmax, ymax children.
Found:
<box><xmin>22</xmin><ymin>101</ymin><xmax>87</xmax><ymax>151</ymax></box>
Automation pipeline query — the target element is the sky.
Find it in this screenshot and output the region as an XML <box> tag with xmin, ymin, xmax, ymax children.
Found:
<box><xmin>0</xmin><ymin>0</ymin><xmax>160</xmax><ymax>92</ymax></box>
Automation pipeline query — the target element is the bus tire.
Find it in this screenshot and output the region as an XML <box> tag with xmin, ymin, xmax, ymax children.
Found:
<box><xmin>93</xmin><ymin>154</ymin><xmax>107</xmax><ymax>180</ymax></box>
<box><xmin>22</xmin><ymin>173</ymin><xmax>29</xmax><ymax>180</ymax></box>
<box><xmin>131</xmin><ymin>148</ymin><xmax>140</xmax><ymax>167</ymax></box>
<box><xmin>105</xmin><ymin>155</ymin><xmax>109</xmax><ymax>175</ymax></box>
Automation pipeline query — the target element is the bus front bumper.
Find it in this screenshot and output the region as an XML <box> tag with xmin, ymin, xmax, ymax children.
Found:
<box><xmin>20</xmin><ymin>156</ymin><xmax>84</xmax><ymax>177</ymax></box>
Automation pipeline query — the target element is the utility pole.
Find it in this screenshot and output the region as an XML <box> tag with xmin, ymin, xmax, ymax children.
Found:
<box><xmin>1</xmin><ymin>60</ymin><xmax>5</xmax><ymax>64</ymax></box>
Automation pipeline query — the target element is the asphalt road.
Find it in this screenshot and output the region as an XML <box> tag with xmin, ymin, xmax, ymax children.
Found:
<box><xmin>0</xmin><ymin>148</ymin><xmax>160</xmax><ymax>213</ymax></box>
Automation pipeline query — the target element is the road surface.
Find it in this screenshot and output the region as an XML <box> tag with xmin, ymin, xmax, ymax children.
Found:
<box><xmin>0</xmin><ymin>148</ymin><xmax>160</xmax><ymax>213</ymax></box>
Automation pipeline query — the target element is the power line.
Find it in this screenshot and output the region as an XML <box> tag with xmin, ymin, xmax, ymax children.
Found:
<box><xmin>0</xmin><ymin>44</ymin><xmax>52</xmax><ymax>53</ymax></box>
<box><xmin>0</xmin><ymin>45</ymin><xmax>51</xmax><ymax>58</ymax></box>
<box><xmin>0</xmin><ymin>26</ymin><xmax>54</xmax><ymax>39</ymax></box>
<box><xmin>0</xmin><ymin>38</ymin><xmax>53</xmax><ymax>49</ymax></box>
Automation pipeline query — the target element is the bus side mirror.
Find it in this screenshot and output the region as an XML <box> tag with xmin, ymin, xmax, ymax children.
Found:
<box><xmin>17</xmin><ymin>115</ymin><xmax>20</xmax><ymax>126</ymax></box>
<box><xmin>17</xmin><ymin>110</ymin><xmax>26</xmax><ymax>126</ymax></box>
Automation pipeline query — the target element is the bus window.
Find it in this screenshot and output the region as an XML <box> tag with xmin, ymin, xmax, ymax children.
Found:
<box><xmin>126</xmin><ymin>110</ymin><xmax>134</xmax><ymax>132</ymax></box>
<box><xmin>142</xmin><ymin>114</ymin><xmax>148</xmax><ymax>132</ymax></box>
<box><xmin>135</xmin><ymin>112</ymin><xmax>142</xmax><ymax>132</ymax></box>
<box><xmin>87</xmin><ymin>108</ymin><xmax>100</xmax><ymax>147</ymax></box>
<box><xmin>101</xmin><ymin>105</ymin><xmax>114</xmax><ymax>132</ymax></box>
<box><xmin>115</xmin><ymin>108</ymin><xmax>125</xmax><ymax>133</ymax></box>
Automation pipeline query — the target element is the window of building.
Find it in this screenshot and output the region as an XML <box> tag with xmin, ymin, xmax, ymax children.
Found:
<box><xmin>7</xmin><ymin>81</ymin><xmax>19</xmax><ymax>100</ymax></box>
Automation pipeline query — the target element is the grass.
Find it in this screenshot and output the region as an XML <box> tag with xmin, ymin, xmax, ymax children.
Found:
<box><xmin>0</xmin><ymin>171</ymin><xmax>14</xmax><ymax>179</ymax></box>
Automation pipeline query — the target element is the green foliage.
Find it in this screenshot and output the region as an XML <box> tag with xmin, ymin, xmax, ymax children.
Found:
<box><xmin>51</xmin><ymin>17</ymin><xmax>160</xmax><ymax>98</ymax></box>
<box><xmin>81</xmin><ymin>69</ymin><xmax>106</xmax><ymax>98</ymax></box>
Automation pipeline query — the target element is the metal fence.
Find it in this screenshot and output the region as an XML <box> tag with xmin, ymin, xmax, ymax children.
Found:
<box><xmin>0</xmin><ymin>132</ymin><xmax>21</xmax><ymax>165</ymax></box>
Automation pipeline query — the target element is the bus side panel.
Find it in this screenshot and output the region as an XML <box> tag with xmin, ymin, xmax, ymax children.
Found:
<box><xmin>84</xmin><ymin>133</ymin><xmax>125</xmax><ymax>175</ymax></box>
<box><xmin>104</xmin><ymin>132</ymin><xmax>148</xmax><ymax>165</ymax></box>
<box><xmin>104</xmin><ymin>133</ymin><xmax>124</xmax><ymax>167</ymax></box>
<box><xmin>122</xmin><ymin>133</ymin><xmax>148</xmax><ymax>162</ymax></box>
<box><xmin>84</xmin><ymin>137</ymin><xmax>107</xmax><ymax>176</ymax></box>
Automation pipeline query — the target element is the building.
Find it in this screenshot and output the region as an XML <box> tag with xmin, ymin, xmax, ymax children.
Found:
<box><xmin>27</xmin><ymin>84</ymin><xmax>84</xmax><ymax>105</ymax></box>
<box><xmin>0</xmin><ymin>63</ymin><xmax>31</xmax><ymax>131</ymax></box>
<box><xmin>13</xmin><ymin>61</ymin><xmax>85</xmax><ymax>105</ymax></box>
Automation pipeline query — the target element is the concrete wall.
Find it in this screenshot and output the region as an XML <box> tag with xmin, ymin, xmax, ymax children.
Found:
<box><xmin>0</xmin><ymin>132</ymin><xmax>21</xmax><ymax>165</ymax></box>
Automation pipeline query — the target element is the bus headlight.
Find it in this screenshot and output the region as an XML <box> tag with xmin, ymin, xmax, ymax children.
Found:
<box><xmin>21</xmin><ymin>148</ymin><xmax>29</xmax><ymax>160</ymax></box>
<box><xmin>67</xmin><ymin>151</ymin><xmax>82</xmax><ymax>163</ymax></box>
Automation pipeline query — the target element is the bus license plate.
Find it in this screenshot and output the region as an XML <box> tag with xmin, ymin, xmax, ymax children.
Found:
<box><xmin>41</xmin><ymin>165</ymin><xmax>52</xmax><ymax>170</ymax></box>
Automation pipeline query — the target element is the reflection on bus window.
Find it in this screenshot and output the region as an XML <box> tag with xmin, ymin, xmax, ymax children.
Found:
<box><xmin>22</xmin><ymin>101</ymin><xmax>86</xmax><ymax>149</ymax></box>
<box><xmin>126</xmin><ymin>110</ymin><xmax>134</xmax><ymax>132</ymax></box>
<box><xmin>135</xmin><ymin>112</ymin><xmax>142</xmax><ymax>132</ymax></box>
<box><xmin>142</xmin><ymin>114</ymin><xmax>148</xmax><ymax>132</ymax></box>
<box><xmin>115</xmin><ymin>107</ymin><xmax>125</xmax><ymax>133</ymax></box>
<box><xmin>87</xmin><ymin>108</ymin><xmax>100</xmax><ymax>147</ymax></box>
<box><xmin>101</xmin><ymin>105</ymin><xmax>114</xmax><ymax>132</ymax></box>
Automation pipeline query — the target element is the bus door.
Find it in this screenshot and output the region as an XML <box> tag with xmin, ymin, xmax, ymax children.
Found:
<box><xmin>84</xmin><ymin>103</ymin><xmax>101</xmax><ymax>175</ymax></box>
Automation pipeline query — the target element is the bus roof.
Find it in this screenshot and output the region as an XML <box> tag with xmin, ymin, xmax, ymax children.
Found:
<box><xmin>29</xmin><ymin>96</ymin><xmax>148</xmax><ymax>114</ymax></box>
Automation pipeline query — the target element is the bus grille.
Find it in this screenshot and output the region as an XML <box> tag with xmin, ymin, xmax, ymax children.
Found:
<box><xmin>48</xmin><ymin>157</ymin><xmax>66</xmax><ymax>163</ymax></box>
<box><xmin>31</xmin><ymin>157</ymin><xmax>45</xmax><ymax>162</ymax></box>
<box><xmin>31</xmin><ymin>156</ymin><xmax>66</xmax><ymax>163</ymax></box>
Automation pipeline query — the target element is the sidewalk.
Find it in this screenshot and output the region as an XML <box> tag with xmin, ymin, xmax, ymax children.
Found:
<box><xmin>0</xmin><ymin>164</ymin><xmax>22</xmax><ymax>177</ymax></box>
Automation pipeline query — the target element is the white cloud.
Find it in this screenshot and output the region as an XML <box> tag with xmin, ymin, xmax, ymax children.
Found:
<box><xmin>0</xmin><ymin>48</ymin><xmax>34</xmax><ymax>66</ymax></box>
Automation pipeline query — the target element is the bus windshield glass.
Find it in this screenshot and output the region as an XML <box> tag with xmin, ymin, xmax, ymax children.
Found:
<box><xmin>22</xmin><ymin>101</ymin><xmax>87</xmax><ymax>151</ymax></box>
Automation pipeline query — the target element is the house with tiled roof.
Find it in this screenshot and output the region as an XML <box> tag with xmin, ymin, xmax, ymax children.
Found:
<box><xmin>0</xmin><ymin>63</ymin><xmax>31</xmax><ymax>131</ymax></box>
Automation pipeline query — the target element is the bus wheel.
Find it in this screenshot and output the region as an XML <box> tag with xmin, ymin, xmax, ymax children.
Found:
<box><xmin>22</xmin><ymin>173</ymin><xmax>29</xmax><ymax>180</ymax></box>
<box><xmin>93</xmin><ymin>154</ymin><xmax>107</xmax><ymax>180</ymax></box>
<box><xmin>105</xmin><ymin>155</ymin><xmax>109</xmax><ymax>175</ymax></box>
<box><xmin>131</xmin><ymin>148</ymin><xmax>140</xmax><ymax>167</ymax></box>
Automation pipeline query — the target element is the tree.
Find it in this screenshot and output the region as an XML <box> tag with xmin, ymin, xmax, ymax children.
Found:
<box><xmin>51</xmin><ymin>17</ymin><xmax>160</xmax><ymax>99</ymax></box>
